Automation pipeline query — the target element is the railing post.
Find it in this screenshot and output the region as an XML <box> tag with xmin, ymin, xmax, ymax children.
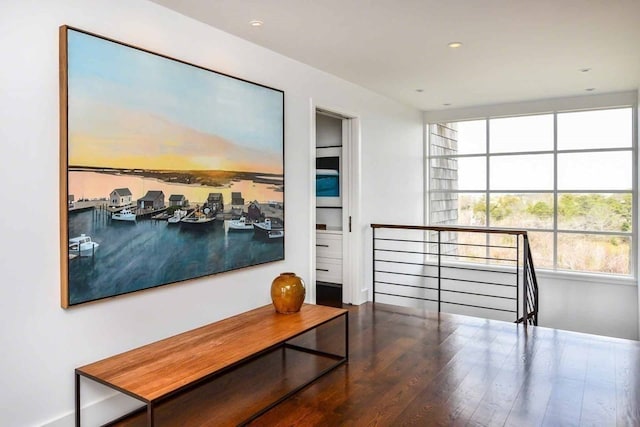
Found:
<box><xmin>533</xmin><ymin>268</ymin><xmax>540</xmax><ymax>326</ymax></box>
<box><xmin>516</xmin><ymin>235</ymin><xmax>520</xmax><ymax>323</ymax></box>
<box><xmin>437</xmin><ymin>230</ymin><xmax>441</xmax><ymax>313</ymax></box>
<box><xmin>372</xmin><ymin>227</ymin><xmax>376</xmax><ymax>303</ymax></box>
<box><xmin>523</xmin><ymin>234</ymin><xmax>529</xmax><ymax>328</ymax></box>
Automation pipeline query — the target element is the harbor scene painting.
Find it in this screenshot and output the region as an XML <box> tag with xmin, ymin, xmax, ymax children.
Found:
<box><xmin>60</xmin><ymin>26</ymin><xmax>284</xmax><ymax>307</ymax></box>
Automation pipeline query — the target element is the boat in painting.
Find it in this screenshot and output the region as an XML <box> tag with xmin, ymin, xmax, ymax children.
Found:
<box><xmin>253</xmin><ymin>218</ymin><xmax>284</xmax><ymax>241</ymax></box>
<box><xmin>168</xmin><ymin>209</ymin><xmax>188</xmax><ymax>224</ymax></box>
<box><xmin>112</xmin><ymin>207</ymin><xmax>136</xmax><ymax>222</ymax></box>
<box><xmin>228</xmin><ymin>216</ymin><xmax>254</xmax><ymax>231</ymax></box>
<box><xmin>181</xmin><ymin>209</ymin><xmax>215</xmax><ymax>226</ymax></box>
<box><xmin>69</xmin><ymin>234</ymin><xmax>99</xmax><ymax>257</ymax></box>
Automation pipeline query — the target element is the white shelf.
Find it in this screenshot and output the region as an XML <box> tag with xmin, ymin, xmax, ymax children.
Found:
<box><xmin>316</xmin><ymin>226</ymin><xmax>342</xmax><ymax>234</ymax></box>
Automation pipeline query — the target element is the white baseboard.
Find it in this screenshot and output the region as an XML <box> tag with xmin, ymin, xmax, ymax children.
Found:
<box><xmin>356</xmin><ymin>287</ymin><xmax>369</xmax><ymax>305</ymax></box>
<box><xmin>42</xmin><ymin>393</ymin><xmax>142</xmax><ymax>427</ymax></box>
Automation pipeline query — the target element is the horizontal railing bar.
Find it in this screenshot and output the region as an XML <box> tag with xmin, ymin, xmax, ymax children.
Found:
<box><xmin>375</xmin><ymin>292</ymin><xmax>438</xmax><ymax>304</ymax></box>
<box><xmin>440</xmin><ymin>253</ymin><xmax>518</xmax><ymax>263</ymax></box>
<box><xmin>440</xmin><ymin>289</ymin><xmax>517</xmax><ymax>301</ymax></box>
<box><xmin>440</xmin><ymin>301</ymin><xmax>517</xmax><ymax>313</ymax></box>
<box><xmin>374</xmin><ymin>281</ymin><xmax>438</xmax><ymax>292</ymax></box>
<box><xmin>375</xmin><ymin>248</ymin><xmax>430</xmax><ymax>256</ymax></box>
<box><xmin>374</xmin><ymin>259</ymin><xmax>517</xmax><ymax>275</ymax></box>
<box><xmin>374</xmin><ymin>270</ymin><xmax>438</xmax><ymax>279</ymax></box>
<box><xmin>376</xmin><ymin>292</ymin><xmax>517</xmax><ymax>314</ymax></box>
<box><xmin>374</xmin><ymin>285</ymin><xmax>516</xmax><ymax>301</ymax></box>
<box><xmin>382</xmin><ymin>241</ymin><xmax>514</xmax><ymax>250</ymax></box>
<box><xmin>439</xmin><ymin>264</ymin><xmax>518</xmax><ymax>275</ymax></box>
<box><xmin>375</xmin><ymin>260</ymin><xmax>433</xmax><ymax>268</ymax></box>
<box><xmin>375</xmin><ymin>248</ymin><xmax>517</xmax><ymax>263</ymax></box>
<box><xmin>374</xmin><ymin>270</ymin><xmax>516</xmax><ymax>288</ymax></box>
<box><xmin>374</xmin><ymin>237</ymin><xmax>437</xmax><ymax>245</ymax></box>
<box><xmin>441</xmin><ymin>242</ymin><xmax>517</xmax><ymax>250</ymax></box>
<box><xmin>375</xmin><ymin>237</ymin><xmax>517</xmax><ymax>250</ymax></box>
<box><xmin>371</xmin><ymin>224</ymin><xmax>528</xmax><ymax>236</ymax></box>
<box><xmin>440</xmin><ymin>277</ymin><xmax>518</xmax><ymax>288</ymax></box>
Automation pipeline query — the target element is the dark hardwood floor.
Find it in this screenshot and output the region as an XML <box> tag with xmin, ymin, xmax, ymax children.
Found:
<box><xmin>112</xmin><ymin>303</ymin><xmax>640</xmax><ymax>426</ymax></box>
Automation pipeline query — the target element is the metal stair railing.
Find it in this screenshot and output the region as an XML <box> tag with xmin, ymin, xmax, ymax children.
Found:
<box><xmin>371</xmin><ymin>224</ymin><xmax>538</xmax><ymax>326</ymax></box>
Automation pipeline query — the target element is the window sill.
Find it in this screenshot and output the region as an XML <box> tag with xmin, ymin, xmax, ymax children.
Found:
<box><xmin>438</xmin><ymin>259</ymin><xmax>637</xmax><ymax>287</ymax></box>
<box><xmin>535</xmin><ymin>268</ymin><xmax>637</xmax><ymax>287</ymax></box>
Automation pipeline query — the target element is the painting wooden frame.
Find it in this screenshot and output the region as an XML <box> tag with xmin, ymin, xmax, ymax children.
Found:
<box><xmin>60</xmin><ymin>26</ymin><xmax>285</xmax><ymax>308</ymax></box>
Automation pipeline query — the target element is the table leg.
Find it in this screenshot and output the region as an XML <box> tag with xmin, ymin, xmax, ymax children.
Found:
<box><xmin>147</xmin><ymin>401</ymin><xmax>154</xmax><ymax>427</ymax></box>
<box><xmin>75</xmin><ymin>373</ymin><xmax>81</xmax><ymax>427</ymax></box>
<box><xmin>345</xmin><ymin>311</ymin><xmax>349</xmax><ymax>360</ymax></box>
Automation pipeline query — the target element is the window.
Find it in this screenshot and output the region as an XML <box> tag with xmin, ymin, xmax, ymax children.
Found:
<box><xmin>428</xmin><ymin>107</ymin><xmax>635</xmax><ymax>276</ymax></box>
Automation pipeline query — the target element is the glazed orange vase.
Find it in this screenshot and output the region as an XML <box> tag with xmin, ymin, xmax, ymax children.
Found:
<box><xmin>271</xmin><ymin>272</ymin><xmax>306</xmax><ymax>314</ymax></box>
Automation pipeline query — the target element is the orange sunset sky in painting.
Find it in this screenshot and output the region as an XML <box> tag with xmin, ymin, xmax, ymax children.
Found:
<box><xmin>66</xmin><ymin>29</ymin><xmax>284</xmax><ymax>175</ymax></box>
<box><xmin>68</xmin><ymin>100</ymin><xmax>282</xmax><ymax>173</ymax></box>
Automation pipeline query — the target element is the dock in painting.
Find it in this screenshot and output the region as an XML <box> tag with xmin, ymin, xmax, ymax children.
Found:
<box><xmin>67</xmin><ymin>167</ymin><xmax>284</xmax><ymax>306</ymax></box>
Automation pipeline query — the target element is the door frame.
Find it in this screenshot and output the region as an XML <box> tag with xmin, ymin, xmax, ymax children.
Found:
<box><xmin>311</xmin><ymin>103</ymin><xmax>363</xmax><ymax>305</ymax></box>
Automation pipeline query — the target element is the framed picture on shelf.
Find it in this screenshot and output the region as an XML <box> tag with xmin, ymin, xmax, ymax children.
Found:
<box><xmin>316</xmin><ymin>146</ymin><xmax>342</xmax><ymax>207</ymax></box>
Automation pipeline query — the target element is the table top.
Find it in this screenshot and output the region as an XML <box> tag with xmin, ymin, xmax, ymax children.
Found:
<box><xmin>76</xmin><ymin>303</ymin><xmax>347</xmax><ymax>402</ymax></box>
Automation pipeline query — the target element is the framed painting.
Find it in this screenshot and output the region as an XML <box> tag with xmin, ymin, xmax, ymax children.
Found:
<box><xmin>315</xmin><ymin>146</ymin><xmax>342</xmax><ymax>207</ymax></box>
<box><xmin>59</xmin><ymin>26</ymin><xmax>285</xmax><ymax>308</ymax></box>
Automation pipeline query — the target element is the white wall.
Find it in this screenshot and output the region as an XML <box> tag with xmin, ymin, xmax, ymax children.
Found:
<box><xmin>0</xmin><ymin>1</ymin><xmax>423</xmax><ymax>426</ymax></box>
<box><xmin>537</xmin><ymin>272</ymin><xmax>638</xmax><ymax>340</ymax></box>
<box><xmin>316</xmin><ymin>113</ymin><xmax>343</xmax><ymax>148</ymax></box>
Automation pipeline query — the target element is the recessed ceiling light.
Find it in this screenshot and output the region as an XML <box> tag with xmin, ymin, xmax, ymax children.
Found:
<box><xmin>415</xmin><ymin>89</ymin><xmax>424</xmax><ymax>93</ymax></box>
<box><xmin>249</xmin><ymin>20</ymin><xmax>263</xmax><ymax>27</ymax></box>
<box><xmin>579</xmin><ymin>68</ymin><xmax>591</xmax><ymax>73</ymax></box>
<box><xmin>448</xmin><ymin>42</ymin><xmax>463</xmax><ymax>48</ymax></box>
<box><xmin>585</xmin><ymin>88</ymin><xmax>596</xmax><ymax>92</ymax></box>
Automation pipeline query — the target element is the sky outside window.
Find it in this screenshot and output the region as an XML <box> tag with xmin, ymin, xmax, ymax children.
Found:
<box><xmin>558</xmin><ymin>108</ymin><xmax>632</xmax><ymax>150</ymax></box>
<box><xmin>489</xmin><ymin>114</ymin><xmax>554</xmax><ymax>153</ymax></box>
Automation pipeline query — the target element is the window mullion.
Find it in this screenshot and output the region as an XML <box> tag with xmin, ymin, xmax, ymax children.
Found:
<box><xmin>632</xmin><ymin>105</ymin><xmax>638</xmax><ymax>278</ymax></box>
<box><xmin>553</xmin><ymin>113</ymin><xmax>558</xmax><ymax>270</ymax></box>
<box><xmin>426</xmin><ymin>124</ymin><xmax>431</xmax><ymax>225</ymax></box>
<box><xmin>486</xmin><ymin>119</ymin><xmax>490</xmax><ymax>259</ymax></box>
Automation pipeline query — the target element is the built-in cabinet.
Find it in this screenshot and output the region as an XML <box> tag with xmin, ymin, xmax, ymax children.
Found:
<box><xmin>316</xmin><ymin>228</ymin><xmax>343</xmax><ymax>307</ymax></box>
<box><xmin>316</xmin><ymin>229</ymin><xmax>342</xmax><ymax>283</ymax></box>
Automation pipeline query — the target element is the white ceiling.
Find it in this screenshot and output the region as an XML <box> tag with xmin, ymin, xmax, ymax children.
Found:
<box><xmin>150</xmin><ymin>0</ymin><xmax>640</xmax><ymax>112</ymax></box>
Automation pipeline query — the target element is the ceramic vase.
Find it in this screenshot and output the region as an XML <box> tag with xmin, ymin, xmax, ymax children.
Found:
<box><xmin>271</xmin><ymin>272</ymin><xmax>305</xmax><ymax>314</ymax></box>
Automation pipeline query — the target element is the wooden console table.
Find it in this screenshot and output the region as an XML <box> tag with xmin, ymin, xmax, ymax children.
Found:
<box><xmin>75</xmin><ymin>304</ymin><xmax>348</xmax><ymax>426</ymax></box>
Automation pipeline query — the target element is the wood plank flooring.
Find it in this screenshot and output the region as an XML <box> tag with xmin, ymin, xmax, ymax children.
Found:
<box><xmin>111</xmin><ymin>302</ymin><xmax>640</xmax><ymax>427</ymax></box>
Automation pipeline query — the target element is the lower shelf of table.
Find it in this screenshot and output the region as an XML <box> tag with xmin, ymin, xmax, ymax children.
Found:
<box><xmin>104</xmin><ymin>342</ymin><xmax>345</xmax><ymax>426</ymax></box>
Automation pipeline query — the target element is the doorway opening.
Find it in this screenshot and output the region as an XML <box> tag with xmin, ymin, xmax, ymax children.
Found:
<box><xmin>313</xmin><ymin>107</ymin><xmax>361</xmax><ymax>306</ymax></box>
